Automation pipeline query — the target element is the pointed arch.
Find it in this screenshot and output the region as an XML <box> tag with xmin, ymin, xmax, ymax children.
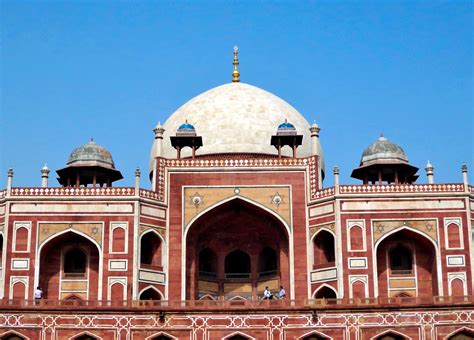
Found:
<box><xmin>145</xmin><ymin>331</ymin><xmax>178</xmax><ymax>340</ymax></box>
<box><xmin>312</xmin><ymin>229</ymin><xmax>335</xmax><ymax>268</ymax></box>
<box><xmin>35</xmin><ymin>227</ymin><xmax>103</xmax><ymax>295</ymax></box>
<box><xmin>225</xmin><ymin>249</ymin><xmax>251</xmax><ymax>278</ymax></box>
<box><xmin>69</xmin><ymin>331</ymin><xmax>102</xmax><ymax>340</ymax></box>
<box><xmin>310</xmin><ymin>227</ymin><xmax>336</xmax><ymax>241</ymax></box>
<box><xmin>183</xmin><ymin>195</ymin><xmax>294</xmax><ymax>300</ymax></box>
<box><xmin>370</xmin><ymin>329</ymin><xmax>412</xmax><ymax>340</ymax></box>
<box><xmin>373</xmin><ymin>225</ymin><xmax>442</xmax><ymax>297</ymax></box>
<box><xmin>222</xmin><ymin>331</ymin><xmax>256</xmax><ymax>340</ymax></box>
<box><xmin>228</xmin><ymin>295</ymin><xmax>248</xmax><ymax>301</ymax></box>
<box><xmin>298</xmin><ymin>329</ymin><xmax>332</xmax><ymax>339</ymax></box>
<box><xmin>139</xmin><ymin>228</ymin><xmax>166</xmax><ymax>271</ymax></box>
<box><xmin>0</xmin><ymin>330</ymin><xmax>29</xmax><ymax>340</ymax></box>
<box><xmin>184</xmin><ymin>196</ymin><xmax>291</xmax><ymax>239</ymax></box>
<box><xmin>35</xmin><ymin>228</ymin><xmax>102</xmax><ymax>300</ymax></box>
<box><xmin>374</xmin><ymin>226</ymin><xmax>438</xmax><ymax>253</ymax></box>
<box><xmin>138</xmin><ymin>285</ymin><xmax>164</xmax><ymax>300</ymax></box>
<box><xmin>199</xmin><ymin>293</ymin><xmax>217</xmax><ymax>301</ymax></box>
<box><xmin>444</xmin><ymin>327</ymin><xmax>474</xmax><ymax>340</ymax></box>
<box><xmin>312</xmin><ymin>283</ymin><xmax>338</xmax><ymax>299</ymax></box>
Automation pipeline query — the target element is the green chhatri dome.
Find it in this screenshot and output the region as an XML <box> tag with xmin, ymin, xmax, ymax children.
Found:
<box><xmin>360</xmin><ymin>135</ymin><xmax>408</xmax><ymax>166</ymax></box>
<box><xmin>67</xmin><ymin>139</ymin><xmax>116</xmax><ymax>169</ymax></box>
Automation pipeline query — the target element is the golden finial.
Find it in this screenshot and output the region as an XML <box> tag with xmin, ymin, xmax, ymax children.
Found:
<box><xmin>232</xmin><ymin>45</ymin><xmax>240</xmax><ymax>83</ymax></box>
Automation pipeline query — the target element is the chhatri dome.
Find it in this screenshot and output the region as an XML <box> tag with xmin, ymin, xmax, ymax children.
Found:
<box><xmin>150</xmin><ymin>47</ymin><xmax>324</xmax><ymax>173</ymax></box>
<box><xmin>351</xmin><ymin>134</ymin><xmax>418</xmax><ymax>184</ymax></box>
<box><xmin>56</xmin><ymin>139</ymin><xmax>123</xmax><ymax>187</ymax></box>
<box><xmin>359</xmin><ymin>134</ymin><xmax>408</xmax><ymax>166</ymax></box>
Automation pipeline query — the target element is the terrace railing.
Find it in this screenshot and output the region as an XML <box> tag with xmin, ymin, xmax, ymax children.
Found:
<box><xmin>1</xmin><ymin>296</ymin><xmax>472</xmax><ymax>311</ymax></box>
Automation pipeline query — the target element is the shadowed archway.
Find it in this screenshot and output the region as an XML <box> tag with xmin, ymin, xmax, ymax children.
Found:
<box><xmin>186</xmin><ymin>198</ymin><xmax>290</xmax><ymax>300</ymax></box>
<box><xmin>39</xmin><ymin>231</ymin><xmax>100</xmax><ymax>300</ymax></box>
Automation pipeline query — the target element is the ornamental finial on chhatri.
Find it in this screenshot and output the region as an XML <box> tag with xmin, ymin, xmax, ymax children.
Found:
<box><xmin>232</xmin><ymin>45</ymin><xmax>240</xmax><ymax>83</ymax></box>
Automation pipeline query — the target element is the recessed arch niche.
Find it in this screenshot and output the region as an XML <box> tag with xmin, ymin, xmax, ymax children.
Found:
<box><xmin>185</xmin><ymin>198</ymin><xmax>290</xmax><ymax>300</ymax></box>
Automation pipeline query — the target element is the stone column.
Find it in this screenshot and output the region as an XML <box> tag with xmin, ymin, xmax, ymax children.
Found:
<box><xmin>152</xmin><ymin>122</ymin><xmax>165</xmax><ymax>190</ymax></box>
<box><xmin>333</xmin><ymin>166</ymin><xmax>340</xmax><ymax>194</ymax></box>
<box><xmin>41</xmin><ymin>164</ymin><xmax>50</xmax><ymax>187</ymax></box>
<box><xmin>310</xmin><ymin>122</ymin><xmax>324</xmax><ymax>188</ymax></box>
<box><xmin>462</xmin><ymin>163</ymin><xmax>468</xmax><ymax>186</ymax></box>
<box><xmin>425</xmin><ymin>161</ymin><xmax>434</xmax><ymax>184</ymax></box>
<box><xmin>135</xmin><ymin>166</ymin><xmax>141</xmax><ymax>193</ymax></box>
<box><xmin>7</xmin><ymin>168</ymin><xmax>13</xmax><ymax>193</ymax></box>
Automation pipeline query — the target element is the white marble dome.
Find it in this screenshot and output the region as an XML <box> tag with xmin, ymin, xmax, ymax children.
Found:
<box><xmin>150</xmin><ymin>82</ymin><xmax>323</xmax><ymax>167</ymax></box>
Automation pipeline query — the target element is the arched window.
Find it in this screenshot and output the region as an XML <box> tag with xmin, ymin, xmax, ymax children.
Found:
<box><xmin>314</xmin><ymin>286</ymin><xmax>337</xmax><ymax>299</ymax></box>
<box><xmin>74</xmin><ymin>334</ymin><xmax>100</xmax><ymax>340</ymax></box>
<box><xmin>63</xmin><ymin>248</ymin><xmax>87</xmax><ymax>278</ymax></box>
<box><xmin>2</xmin><ymin>333</ymin><xmax>26</xmax><ymax>340</ymax></box>
<box><xmin>199</xmin><ymin>248</ymin><xmax>217</xmax><ymax>277</ymax></box>
<box><xmin>225</xmin><ymin>249</ymin><xmax>251</xmax><ymax>278</ymax></box>
<box><xmin>151</xmin><ymin>336</ymin><xmax>173</xmax><ymax>340</ymax></box>
<box><xmin>258</xmin><ymin>247</ymin><xmax>277</xmax><ymax>277</ymax></box>
<box><xmin>12</xmin><ymin>281</ymin><xmax>25</xmax><ymax>299</ymax></box>
<box><xmin>448</xmin><ymin>329</ymin><xmax>474</xmax><ymax>340</ymax></box>
<box><xmin>451</xmin><ymin>278</ymin><xmax>465</xmax><ymax>296</ymax></box>
<box><xmin>375</xmin><ymin>332</ymin><xmax>406</xmax><ymax>340</ymax></box>
<box><xmin>447</xmin><ymin>223</ymin><xmax>461</xmax><ymax>248</ymax></box>
<box><xmin>351</xmin><ymin>280</ymin><xmax>366</xmax><ymax>299</ymax></box>
<box><xmin>349</xmin><ymin>225</ymin><xmax>364</xmax><ymax>251</ymax></box>
<box><xmin>14</xmin><ymin>227</ymin><xmax>29</xmax><ymax>252</ymax></box>
<box><xmin>111</xmin><ymin>226</ymin><xmax>126</xmax><ymax>253</ymax></box>
<box><xmin>139</xmin><ymin>287</ymin><xmax>162</xmax><ymax>300</ymax></box>
<box><xmin>313</xmin><ymin>230</ymin><xmax>335</xmax><ymax>268</ymax></box>
<box><xmin>301</xmin><ymin>334</ymin><xmax>329</xmax><ymax>340</ymax></box>
<box><xmin>110</xmin><ymin>282</ymin><xmax>125</xmax><ymax>300</ymax></box>
<box><xmin>227</xmin><ymin>336</ymin><xmax>250</xmax><ymax>340</ymax></box>
<box><xmin>140</xmin><ymin>232</ymin><xmax>163</xmax><ymax>270</ymax></box>
<box><xmin>389</xmin><ymin>245</ymin><xmax>412</xmax><ymax>275</ymax></box>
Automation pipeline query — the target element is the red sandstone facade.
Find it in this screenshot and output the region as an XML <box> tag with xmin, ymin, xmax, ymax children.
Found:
<box><xmin>0</xmin><ymin>61</ymin><xmax>473</xmax><ymax>338</ymax></box>
<box><xmin>0</xmin><ymin>155</ymin><xmax>473</xmax><ymax>339</ymax></box>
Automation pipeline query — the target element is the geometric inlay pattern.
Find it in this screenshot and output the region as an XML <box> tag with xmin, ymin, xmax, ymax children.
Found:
<box><xmin>372</xmin><ymin>219</ymin><xmax>438</xmax><ymax>244</ymax></box>
<box><xmin>38</xmin><ymin>222</ymin><xmax>103</xmax><ymax>247</ymax></box>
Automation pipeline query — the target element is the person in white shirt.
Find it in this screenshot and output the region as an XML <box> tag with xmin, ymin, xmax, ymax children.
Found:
<box><xmin>278</xmin><ymin>286</ymin><xmax>286</xmax><ymax>299</ymax></box>
<box><xmin>34</xmin><ymin>287</ymin><xmax>43</xmax><ymax>300</ymax></box>
<box><xmin>263</xmin><ymin>287</ymin><xmax>273</xmax><ymax>300</ymax></box>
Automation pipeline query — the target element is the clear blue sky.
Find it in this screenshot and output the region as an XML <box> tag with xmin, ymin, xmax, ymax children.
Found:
<box><xmin>1</xmin><ymin>1</ymin><xmax>472</xmax><ymax>188</ymax></box>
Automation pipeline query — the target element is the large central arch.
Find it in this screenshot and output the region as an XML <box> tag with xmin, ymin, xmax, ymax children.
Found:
<box><xmin>185</xmin><ymin>198</ymin><xmax>290</xmax><ymax>300</ymax></box>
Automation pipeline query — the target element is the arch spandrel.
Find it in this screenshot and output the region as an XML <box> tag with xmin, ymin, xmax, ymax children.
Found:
<box><xmin>309</xmin><ymin>223</ymin><xmax>336</xmax><ymax>239</ymax></box>
<box><xmin>139</xmin><ymin>225</ymin><xmax>166</xmax><ymax>238</ymax></box>
<box><xmin>38</xmin><ymin>223</ymin><xmax>103</xmax><ymax>247</ymax></box>
<box><xmin>183</xmin><ymin>186</ymin><xmax>291</xmax><ymax>228</ymax></box>
<box><xmin>372</xmin><ymin>219</ymin><xmax>438</xmax><ymax>245</ymax></box>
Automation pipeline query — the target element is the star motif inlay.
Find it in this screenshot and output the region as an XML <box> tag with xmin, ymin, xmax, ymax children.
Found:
<box><xmin>376</xmin><ymin>224</ymin><xmax>385</xmax><ymax>233</ymax></box>
<box><xmin>189</xmin><ymin>193</ymin><xmax>203</xmax><ymax>208</ymax></box>
<box><xmin>270</xmin><ymin>192</ymin><xmax>284</xmax><ymax>207</ymax></box>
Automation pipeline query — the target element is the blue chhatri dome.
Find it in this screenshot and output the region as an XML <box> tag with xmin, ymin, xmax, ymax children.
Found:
<box><xmin>178</xmin><ymin>122</ymin><xmax>195</xmax><ymax>130</ymax></box>
<box><xmin>276</xmin><ymin>119</ymin><xmax>297</xmax><ymax>136</ymax></box>
<box><xmin>176</xmin><ymin>120</ymin><xmax>197</xmax><ymax>137</ymax></box>
<box><xmin>278</xmin><ymin>121</ymin><xmax>295</xmax><ymax>129</ymax></box>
